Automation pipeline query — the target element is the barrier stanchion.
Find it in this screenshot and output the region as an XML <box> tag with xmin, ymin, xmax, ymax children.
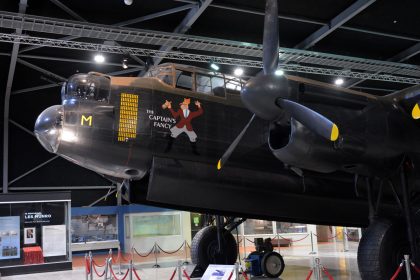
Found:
<box><xmin>277</xmin><ymin>233</ymin><xmax>281</xmax><ymax>254</ymax></box>
<box><xmin>89</xmin><ymin>251</ymin><xmax>94</xmax><ymax>280</ymax></box>
<box><xmin>313</xmin><ymin>258</ymin><xmax>321</xmax><ymax>280</ymax></box>
<box><xmin>129</xmin><ymin>259</ymin><xmax>133</xmax><ymax>280</ymax></box>
<box><xmin>343</xmin><ymin>227</ymin><xmax>349</xmax><ymax>252</ymax></box>
<box><xmin>242</xmin><ymin>232</ymin><xmax>246</xmax><ymax>259</ymax></box>
<box><xmin>404</xmin><ymin>255</ymin><xmax>412</xmax><ymax>280</ymax></box>
<box><xmin>310</xmin><ymin>232</ymin><xmax>317</xmax><ymax>255</ymax></box>
<box><xmin>85</xmin><ymin>253</ymin><xmax>89</xmax><ymax>280</ymax></box>
<box><xmin>234</xmin><ymin>263</ymin><xmax>239</xmax><ymax>280</ymax></box>
<box><xmin>152</xmin><ymin>243</ymin><xmax>160</xmax><ymax>268</ymax></box>
<box><xmin>183</xmin><ymin>241</ymin><xmax>189</xmax><ymax>265</ymax></box>
<box><xmin>118</xmin><ymin>247</ymin><xmax>123</xmax><ymax>275</ymax></box>
<box><xmin>104</xmin><ymin>258</ymin><xmax>110</xmax><ymax>280</ymax></box>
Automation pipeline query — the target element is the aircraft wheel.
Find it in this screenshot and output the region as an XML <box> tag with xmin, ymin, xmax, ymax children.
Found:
<box><xmin>191</xmin><ymin>226</ymin><xmax>237</xmax><ymax>270</ymax></box>
<box><xmin>261</xmin><ymin>251</ymin><xmax>285</xmax><ymax>278</ymax></box>
<box><xmin>357</xmin><ymin>218</ymin><xmax>415</xmax><ymax>280</ymax></box>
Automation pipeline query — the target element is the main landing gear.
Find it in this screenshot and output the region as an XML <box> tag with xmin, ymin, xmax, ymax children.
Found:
<box><xmin>190</xmin><ymin>216</ymin><xmax>243</xmax><ymax>274</ymax></box>
<box><xmin>357</xmin><ymin>162</ymin><xmax>420</xmax><ymax>280</ymax></box>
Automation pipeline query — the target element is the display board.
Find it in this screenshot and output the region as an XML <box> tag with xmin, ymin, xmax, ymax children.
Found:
<box><xmin>42</xmin><ymin>225</ymin><xmax>67</xmax><ymax>257</ymax></box>
<box><xmin>201</xmin><ymin>264</ymin><xmax>235</xmax><ymax>280</ymax></box>
<box><xmin>0</xmin><ymin>217</ymin><xmax>20</xmax><ymax>260</ymax></box>
<box><xmin>71</xmin><ymin>214</ymin><xmax>117</xmax><ymax>243</ymax></box>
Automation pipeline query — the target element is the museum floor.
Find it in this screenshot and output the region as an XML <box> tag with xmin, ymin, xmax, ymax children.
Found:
<box><xmin>3</xmin><ymin>242</ymin><xmax>361</xmax><ymax>279</ymax></box>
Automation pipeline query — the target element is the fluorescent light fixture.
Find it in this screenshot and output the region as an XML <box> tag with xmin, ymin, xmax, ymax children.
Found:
<box><xmin>234</xmin><ymin>68</ymin><xmax>244</xmax><ymax>76</ymax></box>
<box><xmin>210</xmin><ymin>63</ymin><xmax>220</xmax><ymax>71</ymax></box>
<box><xmin>94</xmin><ymin>54</ymin><xmax>105</xmax><ymax>64</ymax></box>
<box><xmin>275</xmin><ymin>69</ymin><xmax>284</xmax><ymax>76</ymax></box>
<box><xmin>335</xmin><ymin>78</ymin><xmax>344</xmax><ymax>86</ymax></box>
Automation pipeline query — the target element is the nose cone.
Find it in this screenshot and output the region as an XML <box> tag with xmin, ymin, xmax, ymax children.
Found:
<box><xmin>241</xmin><ymin>74</ymin><xmax>290</xmax><ymax>121</ymax></box>
<box><xmin>34</xmin><ymin>105</ymin><xmax>63</xmax><ymax>153</ymax></box>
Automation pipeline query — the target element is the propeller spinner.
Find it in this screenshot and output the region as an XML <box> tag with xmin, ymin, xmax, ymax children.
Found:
<box><xmin>217</xmin><ymin>0</ymin><xmax>340</xmax><ymax>170</ymax></box>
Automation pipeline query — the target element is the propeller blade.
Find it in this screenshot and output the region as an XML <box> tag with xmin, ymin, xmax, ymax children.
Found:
<box><xmin>217</xmin><ymin>114</ymin><xmax>256</xmax><ymax>170</ymax></box>
<box><xmin>277</xmin><ymin>99</ymin><xmax>339</xmax><ymax>141</ymax></box>
<box><xmin>263</xmin><ymin>0</ymin><xmax>279</xmax><ymax>75</ymax></box>
<box><xmin>413</xmin><ymin>103</ymin><xmax>420</xmax><ymax>119</ymax></box>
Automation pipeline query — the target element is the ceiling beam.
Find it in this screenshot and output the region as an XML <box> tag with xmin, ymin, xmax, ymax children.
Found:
<box><xmin>116</xmin><ymin>4</ymin><xmax>195</xmax><ymax>27</ymax></box>
<box><xmin>17</xmin><ymin>58</ymin><xmax>67</xmax><ymax>81</ymax></box>
<box><xmin>346</xmin><ymin>42</ymin><xmax>420</xmax><ymax>89</ymax></box>
<box><xmin>3</xmin><ymin>0</ymin><xmax>28</xmax><ymax>194</ymax></box>
<box><xmin>389</xmin><ymin>42</ymin><xmax>420</xmax><ymax>63</ymax></box>
<box><xmin>295</xmin><ymin>0</ymin><xmax>376</xmax><ymax>49</ymax></box>
<box><xmin>175</xmin><ymin>0</ymin><xmax>419</xmax><ymax>43</ymax></box>
<box><xmin>48</xmin><ymin>0</ymin><xmax>86</xmax><ymax>22</ymax></box>
<box><xmin>18</xmin><ymin>4</ymin><xmax>194</xmax><ymax>57</ymax></box>
<box><xmin>150</xmin><ymin>0</ymin><xmax>212</xmax><ymax>67</ymax></box>
<box><xmin>2</xmin><ymin>32</ymin><xmax>420</xmax><ymax>84</ymax></box>
<box><xmin>8</xmin><ymin>155</ymin><xmax>59</xmax><ymax>186</ymax></box>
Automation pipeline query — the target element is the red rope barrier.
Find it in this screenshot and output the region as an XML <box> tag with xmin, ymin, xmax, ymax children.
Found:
<box><xmin>277</xmin><ymin>234</ymin><xmax>309</xmax><ymax>242</ymax></box>
<box><xmin>390</xmin><ymin>262</ymin><xmax>403</xmax><ymax>280</ymax></box>
<box><xmin>411</xmin><ymin>262</ymin><xmax>420</xmax><ymax>274</ymax></box>
<box><xmin>322</xmin><ymin>267</ymin><xmax>334</xmax><ymax>280</ymax></box>
<box><xmin>92</xmin><ymin>259</ymin><xmax>106</xmax><ymax>268</ymax></box>
<box><xmin>92</xmin><ymin>261</ymin><xmax>106</xmax><ymax>277</ymax></box>
<box><xmin>133</xmin><ymin>267</ymin><xmax>142</xmax><ymax>280</ymax></box>
<box><xmin>182</xmin><ymin>269</ymin><xmax>191</xmax><ymax>280</ymax></box>
<box><xmin>227</xmin><ymin>271</ymin><xmax>233</xmax><ymax>280</ymax></box>
<box><xmin>242</xmin><ymin>271</ymin><xmax>249</xmax><ymax>280</ymax></box>
<box><xmin>169</xmin><ymin>268</ymin><xmax>177</xmax><ymax>280</ymax></box>
<box><xmin>120</xmin><ymin>250</ymin><xmax>132</xmax><ymax>263</ymax></box>
<box><xmin>305</xmin><ymin>269</ymin><xmax>313</xmax><ymax>280</ymax></box>
<box><xmin>156</xmin><ymin>242</ymin><xmax>185</xmax><ymax>255</ymax></box>
<box><xmin>110</xmin><ymin>264</ymin><xmax>130</xmax><ymax>280</ymax></box>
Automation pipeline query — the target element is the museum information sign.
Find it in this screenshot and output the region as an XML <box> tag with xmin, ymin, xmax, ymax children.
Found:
<box><xmin>42</xmin><ymin>225</ymin><xmax>67</xmax><ymax>257</ymax></box>
<box><xmin>0</xmin><ymin>217</ymin><xmax>20</xmax><ymax>260</ymax></box>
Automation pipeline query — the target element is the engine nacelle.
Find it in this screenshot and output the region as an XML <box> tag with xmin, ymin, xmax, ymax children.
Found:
<box><xmin>268</xmin><ymin>119</ymin><xmax>342</xmax><ymax>173</ymax></box>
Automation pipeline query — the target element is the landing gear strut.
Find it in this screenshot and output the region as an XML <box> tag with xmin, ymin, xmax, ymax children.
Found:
<box><xmin>358</xmin><ymin>162</ymin><xmax>419</xmax><ymax>280</ymax></box>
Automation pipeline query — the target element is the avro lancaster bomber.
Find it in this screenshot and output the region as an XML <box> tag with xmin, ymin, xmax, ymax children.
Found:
<box><xmin>34</xmin><ymin>0</ymin><xmax>420</xmax><ymax>279</ymax></box>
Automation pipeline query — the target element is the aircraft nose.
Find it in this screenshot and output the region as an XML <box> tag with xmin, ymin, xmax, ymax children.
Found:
<box><xmin>34</xmin><ymin>105</ymin><xmax>63</xmax><ymax>153</ymax></box>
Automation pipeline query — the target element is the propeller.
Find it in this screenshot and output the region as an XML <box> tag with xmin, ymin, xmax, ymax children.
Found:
<box><xmin>217</xmin><ymin>114</ymin><xmax>256</xmax><ymax>170</ymax></box>
<box><xmin>276</xmin><ymin>99</ymin><xmax>339</xmax><ymax>141</ymax></box>
<box><xmin>217</xmin><ymin>0</ymin><xmax>339</xmax><ymax>170</ymax></box>
<box><xmin>413</xmin><ymin>102</ymin><xmax>420</xmax><ymax>119</ymax></box>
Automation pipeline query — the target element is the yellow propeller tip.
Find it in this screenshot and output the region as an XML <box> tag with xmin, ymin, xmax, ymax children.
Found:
<box><xmin>412</xmin><ymin>103</ymin><xmax>420</xmax><ymax>120</ymax></box>
<box><xmin>330</xmin><ymin>124</ymin><xmax>339</xmax><ymax>141</ymax></box>
<box><xmin>217</xmin><ymin>160</ymin><xmax>222</xmax><ymax>170</ymax></box>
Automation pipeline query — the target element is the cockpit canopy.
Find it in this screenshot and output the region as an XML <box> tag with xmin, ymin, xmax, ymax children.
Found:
<box><xmin>145</xmin><ymin>63</ymin><xmax>244</xmax><ymax>97</ymax></box>
<box><xmin>62</xmin><ymin>73</ymin><xmax>111</xmax><ymax>103</ymax></box>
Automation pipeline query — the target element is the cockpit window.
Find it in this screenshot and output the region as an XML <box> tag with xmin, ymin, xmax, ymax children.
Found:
<box><xmin>64</xmin><ymin>74</ymin><xmax>111</xmax><ymax>102</ymax></box>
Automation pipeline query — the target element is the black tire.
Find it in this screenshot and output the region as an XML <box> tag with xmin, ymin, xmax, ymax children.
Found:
<box><xmin>190</xmin><ymin>226</ymin><xmax>238</xmax><ymax>270</ymax></box>
<box><xmin>357</xmin><ymin>218</ymin><xmax>416</xmax><ymax>280</ymax></box>
<box><xmin>261</xmin><ymin>251</ymin><xmax>285</xmax><ymax>278</ymax></box>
